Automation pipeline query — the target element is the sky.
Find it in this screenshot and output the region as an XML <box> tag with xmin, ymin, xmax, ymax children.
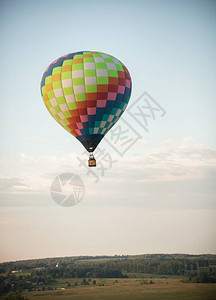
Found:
<box><xmin>0</xmin><ymin>0</ymin><xmax>216</xmax><ymax>262</ymax></box>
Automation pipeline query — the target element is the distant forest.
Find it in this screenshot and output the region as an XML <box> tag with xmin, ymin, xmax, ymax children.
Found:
<box><xmin>1</xmin><ymin>254</ymin><xmax>216</xmax><ymax>278</ymax></box>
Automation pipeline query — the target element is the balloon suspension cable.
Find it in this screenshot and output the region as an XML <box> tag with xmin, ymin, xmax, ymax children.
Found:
<box><xmin>88</xmin><ymin>152</ymin><xmax>96</xmax><ymax>168</ymax></box>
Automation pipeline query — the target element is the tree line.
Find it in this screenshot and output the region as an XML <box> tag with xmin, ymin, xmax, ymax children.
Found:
<box><xmin>1</xmin><ymin>254</ymin><xmax>216</xmax><ymax>298</ymax></box>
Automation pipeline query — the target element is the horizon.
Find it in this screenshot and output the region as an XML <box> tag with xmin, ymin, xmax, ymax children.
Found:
<box><xmin>1</xmin><ymin>252</ymin><xmax>216</xmax><ymax>265</ymax></box>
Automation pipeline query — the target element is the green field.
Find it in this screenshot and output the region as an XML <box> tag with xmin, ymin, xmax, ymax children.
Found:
<box><xmin>24</xmin><ymin>278</ymin><xmax>216</xmax><ymax>300</ymax></box>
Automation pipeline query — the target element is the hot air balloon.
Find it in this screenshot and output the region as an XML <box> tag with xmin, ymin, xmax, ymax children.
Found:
<box><xmin>41</xmin><ymin>51</ymin><xmax>132</xmax><ymax>167</ymax></box>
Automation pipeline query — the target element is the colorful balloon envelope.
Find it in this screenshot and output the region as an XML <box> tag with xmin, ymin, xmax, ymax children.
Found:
<box><xmin>41</xmin><ymin>51</ymin><xmax>132</xmax><ymax>165</ymax></box>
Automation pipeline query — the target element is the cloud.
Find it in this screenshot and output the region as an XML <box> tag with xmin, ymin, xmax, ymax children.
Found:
<box><xmin>0</xmin><ymin>177</ymin><xmax>29</xmax><ymax>191</ymax></box>
<box><xmin>113</xmin><ymin>138</ymin><xmax>216</xmax><ymax>182</ymax></box>
<box><xmin>78</xmin><ymin>138</ymin><xmax>216</xmax><ymax>210</ymax></box>
<box><xmin>0</xmin><ymin>151</ymin><xmax>84</xmax><ymax>207</ymax></box>
<box><xmin>0</xmin><ymin>138</ymin><xmax>215</xmax><ymax>210</ymax></box>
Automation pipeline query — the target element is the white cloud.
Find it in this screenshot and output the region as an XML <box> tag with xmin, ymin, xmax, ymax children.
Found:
<box><xmin>0</xmin><ymin>138</ymin><xmax>215</xmax><ymax>210</ymax></box>
<box><xmin>0</xmin><ymin>177</ymin><xmax>29</xmax><ymax>190</ymax></box>
<box><xmin>113</xmin><ymin>138</ymin><xmax>216</xmax><ymax>182</ymax></box>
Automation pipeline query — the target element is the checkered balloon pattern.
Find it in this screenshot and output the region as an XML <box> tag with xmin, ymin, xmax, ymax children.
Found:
<box><xmin>41</xmin><ymin>51</ymin><xmax>132</xmax><ymax>152</ymax></box>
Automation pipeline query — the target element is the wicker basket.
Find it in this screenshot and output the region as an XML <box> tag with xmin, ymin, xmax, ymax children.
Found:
<box><xmin>88</xmin><ymin>158</ymin><xmax>96</xmax><ymax>167</ymax></box>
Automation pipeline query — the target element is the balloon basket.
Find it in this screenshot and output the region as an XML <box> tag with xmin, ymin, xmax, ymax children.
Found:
<box><xmin>88</xmin><ymin>153</ymin><xmax>96</xmax><ymax>167</ymax></box>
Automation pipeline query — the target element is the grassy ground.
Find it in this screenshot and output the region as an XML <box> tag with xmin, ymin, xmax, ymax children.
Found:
<box><xmin>24</xmin><ymin>278</ymin><xmax>216</xmax><ymax>300</ymax></box>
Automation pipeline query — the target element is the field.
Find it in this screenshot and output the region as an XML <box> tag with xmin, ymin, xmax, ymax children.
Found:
<box><xmin>24</xmin><ymin>278</ymin><xmax>216</xmax><ymax>300</ymax></box>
